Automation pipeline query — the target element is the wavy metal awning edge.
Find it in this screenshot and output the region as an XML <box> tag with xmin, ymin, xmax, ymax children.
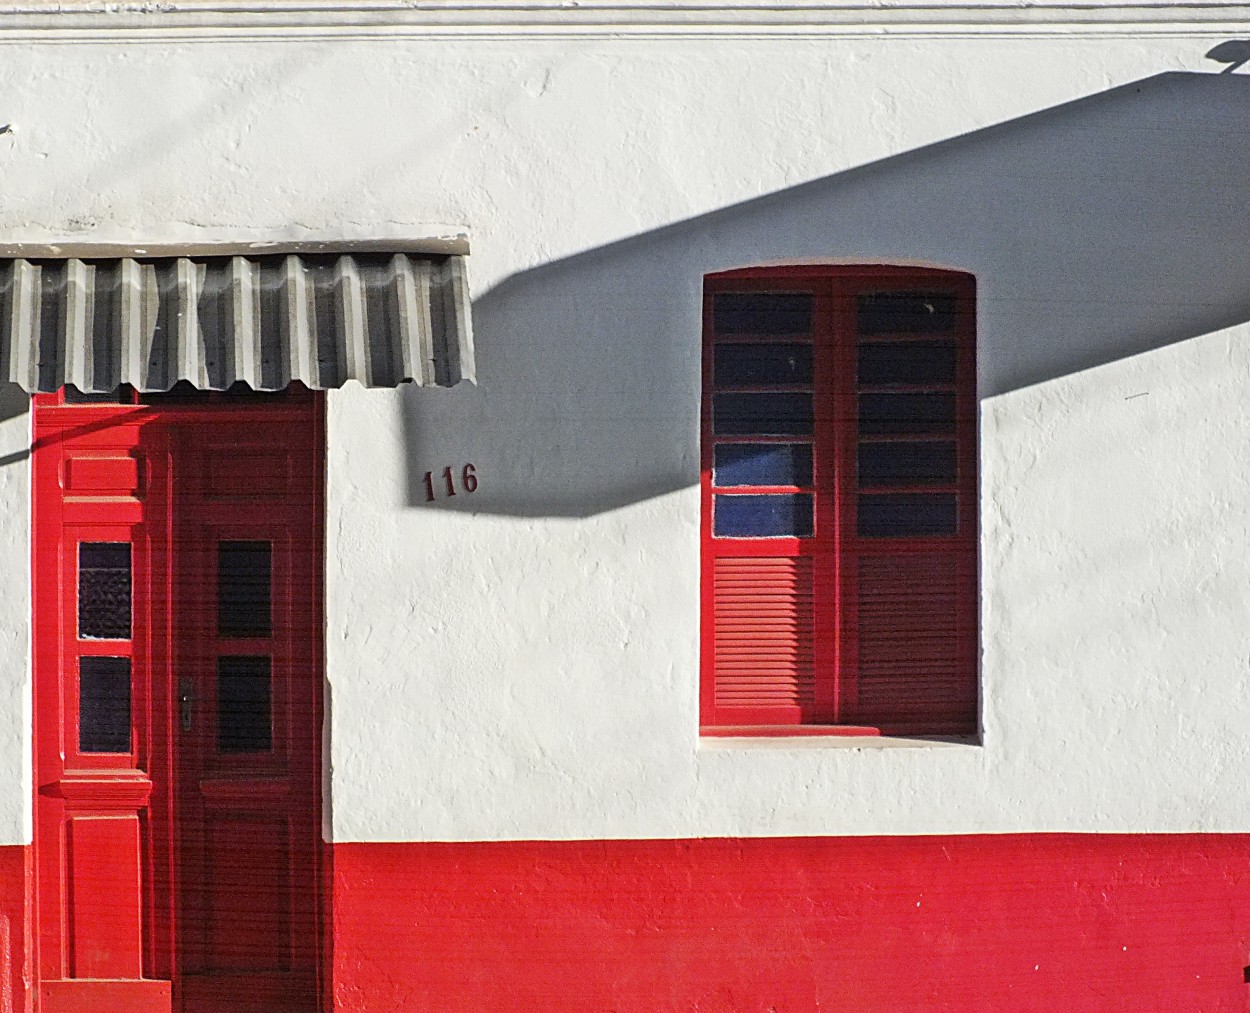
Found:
<box><xmin>0</xmin><ymin>251</ymin><xmax>475</xmax><ymax>393</ymax></box>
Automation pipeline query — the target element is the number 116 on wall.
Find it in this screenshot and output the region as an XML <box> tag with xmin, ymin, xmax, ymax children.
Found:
<box><xmin>423</xmin><ymin>464</ymin><xmax>478</xmax><ymax>501</ymax></box>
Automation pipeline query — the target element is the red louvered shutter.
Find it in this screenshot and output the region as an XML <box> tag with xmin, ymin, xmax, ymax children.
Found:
<box><xmin>701</xmin><ymin>267</ymin><xmax>977</xmax><ymax>737</ymax></box>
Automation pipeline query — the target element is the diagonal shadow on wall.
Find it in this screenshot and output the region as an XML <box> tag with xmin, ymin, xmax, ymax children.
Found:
<box><xmin>422</xmin><ymin>71</ymin><xmax>1246</xmax><ymax>515</ymax></box>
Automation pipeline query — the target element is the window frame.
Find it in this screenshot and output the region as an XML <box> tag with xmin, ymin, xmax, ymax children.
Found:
<box><xmin>700</xmin><ymin>265</ymin><xmax>978</xmax><ymax>737</ymax></box>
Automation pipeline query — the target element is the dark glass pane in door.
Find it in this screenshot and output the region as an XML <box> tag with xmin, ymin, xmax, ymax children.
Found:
<box><xmin>714</xmin><ymin>393</ymin><xmax>813</xmax><ymax>435</ymax></box>
<box><xmin>218</xmin><ymin>656</ymin><xmax>273</xmax><ymax>753</ymax></box>
<box><xmin>858</xmin><ymin>493</ymin><xmax>958</xmax><ymax>537</ymax></box>
<box><xmin>219</xmin><ymin>541</ymin><xmax>272</xmax><ymax>638</ymax></box>
<box><xmin>857</xmin><ymin>292</ymin><xmax>957</xmax><ymax>334</ymax></box>
<box><xmin>859</xmin><ymin>393</ymin><xmax>956</xmax><ymax>435</ymax></box>
<box><xmin>858</xmin><ymin>442</ymin><xmax>958</xmax><ymax>487</ymax></box>
<box><xmin>712</xmin><ymin>293</ymin><xmax>813</xmax><ymax>336</ymax></box>
<box><xmin>714</xmin><ymin>343</ymin><xmax>813</xmax><ymax>386</ymax></box>
<box><xmin>858</xmin><ymin>341</ymin><xmax>958</xmax><ymax>386</ymax></box>
<box><xmin>79</xmin><ymin>656</ymin><xmax>131</xmax><ymax>753</ymax></box>
<box><xmin>714</xmin><ymin>443</ymin><xmax>813</xmax><ymax>487</ymax></box>
<box><xmin>78</xmin><ymin>542</ymin><xmax>132</xmax><ymax>640</ymax></box>
<box><xmin>714</xmin><ymin>494</ymin><xmax>814</xmax><ymax>538</ymax></box>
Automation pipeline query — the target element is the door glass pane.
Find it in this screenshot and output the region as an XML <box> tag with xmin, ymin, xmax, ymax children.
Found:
<box><xmin>858</xmin><ymin>393</ymin><xmax>956</xmax><ymax>435</ymax></box>
<box><xmin>714</xmin><ymin>343</ymin><xmax>813</xmax><ymax>386</ymax></box>
<box><xmin>857</xmin><ymin>292</ymin><xmax>957</xmax><ymax>334</ymax></box>
<box><xmin>858</xmin><ymin>493</ymin><xmax>958</xmax><ymax>537</ymax></box>
<box><xmin>714</xmin><ymin>444</ymin><xmax>813</xmax><ymax>488</ymax></box>
<box><xmin>714</xmin><ymin>393</ymin><xmax>813</xmax><ymax>436</ymax></box>
<box><xmin>858</xmin><ymin>442</ymin><xmax>958</xmax><ymax>488</ymax></box>
<box><xmin>714</xmin><ymin>494</ymin><xmax>814</xmax><ymax>538</ymax></box>
<box><xmin>218</xmin><ymin>541</ymin><xmax>272</xmax><ymax>639</ymax></box>
<box><xmin>217</xmin><ymin>656</ymin><xmax>272</xmax><ymax>753</ymax></box>
<box><xmin>78</xmin><ymin>542</ymin><xmax>131</xmax><ymax>640</ymax></box>
<box><xmin>712</xmin><ymin>292</ymin><xmax>813</xmax><ymax>336</ymax></box>
<box><xmin>79</xmin><ymin>656</ymin><xmax>131</xmax><ymax>753</ymax></box>
<box><xmin>858</xmin><ymin>341</ymin><xmax>958</xmax><ymax>386</ymax></box>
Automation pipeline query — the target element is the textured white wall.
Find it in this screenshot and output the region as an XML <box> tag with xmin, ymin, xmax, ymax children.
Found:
<box><xmin>0</xmin><ymin>15</ymin><xmax>1248</xmax><ymax>843</ymax></box>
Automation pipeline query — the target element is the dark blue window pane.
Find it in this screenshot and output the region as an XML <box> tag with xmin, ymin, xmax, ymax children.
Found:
<box><xmin>714</xmin><ymin>343</ymin><xmax>813</xmax><ymax>386</ymax></box>
<box><xmin>859</xmin><ymin>393</ymin><xmax>956</xmax><ymax>435</ymax></box>
<box><xmin>219</xmin><ymin>541</ymin><xmax>272</xmax><ymax>639</ymax></box>
<box><xmin>857</xmin><ymin>292</ymin><xmax>957</xmax><ymax>335</ymax></box>
<box><xmin>714</xmin><ymin>393</ymin><xmax>813</xmax><ymax>436</ymax></box>
<box><xmin>714</xmin><ymin>444</ymin><xmax>813</xmax><ymax>488</ymax></box>
<box><xmin>714</xmin><ymin>494</ymin><xmax>814</xmax><ymax>538</ymax></box>
<box><xmin>858</xmin><ymin>341</ymin><xmax>957</xmax><ymax>386</ymax></box>
<box><xmin>858</xmin><ymin>493</ymin><xmax>957</xmax><ymax>537</ymax></box>
<box><xmin>858</xmin><ymin>442</ymin><xmax>957</xmax><ymax>488</ymax></box>
<box><xmin>78</xmin><ymin>542</ymin><xmax>132</xmax><ymax>641</ymax></box>
<box><xmin>79</xmin><ymin>656</ymin><xmax>131</xmax><ymax>753</ymax></box>
<box><xmin>713</xmin><ymin>293</ymin><xmax>813</xmax><ymax>336</ymax></box>
<box><xmin>218</xmin><ymin>655</ymin><xmax>272</xmax><ymax>754</ymax></box>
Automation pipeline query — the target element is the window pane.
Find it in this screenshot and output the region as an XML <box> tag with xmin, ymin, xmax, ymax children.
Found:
<box><xmin>858</xmin><ymin>493</ymin><xmax>958</xmax><ymax>537</ymax></box>
<box><xmin>858</xmin><ymin>341</ymin><xmax>957</xmax><ymax>386</ymax></box>
<box><xmin>714</xmin><ymin>444</ymin><xmax>813</xmax><ymax>488</ymax></box>
<box><xmin>79</xmin><ymin>656</ymin><xmax>131</xmax><ymax>753</ymax></box>
<box><xmin>218</xmin><ymin>541</ymin><xmax>272</xmax><ymax>639</ymax></box>
<box><xmin>714</xmin><ymin>343</ymin><xmax>813</xmax><ymax>386</ymax></box>
<box><xmin>714</xmin><ymin>393</ymin><xmax>813</xmax><ymax>436</ymax></box>
<box><xmin>714</xmin><ymin>494</ymin><xmax>814</xmax><ymax>538</ymax></box>
<box><xmin>859</xmin><ymin>393</ymin><xmax>956</xmax><ymax>435</ymax></box>
<box><xmin>217</xmin><ymin>656</ymin><xmax>272</xmax><ymax>754</ymax></box>
<box><xmin>78</xmin><ymin>542</ymin><xmax>132</xmax><ymax>640</ymax></box>
<box><xmin>858</xmin><ymin>442</ymin><xmax>957</xmax><ymax>488</ymax></box>
<box><xmin>713</xmin><ymin>293</ymin><xmax>813</xmax><ymax>336</ymax></box>
<box><xmin>857</xmin><ymin>292</ymin><xmax>957</xmax><ymax>335</ymax></box>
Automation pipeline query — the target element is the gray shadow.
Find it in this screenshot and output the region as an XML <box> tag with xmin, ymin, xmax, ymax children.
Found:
<box><xmin>0</xmin><ymin>383</ymin><xmax>28</xmax><ymax>468</ymax></box>
<box><xmin>394</xmin><ymin>73</ymin><xmax>1250</xmax><ymax>514</ymax></box>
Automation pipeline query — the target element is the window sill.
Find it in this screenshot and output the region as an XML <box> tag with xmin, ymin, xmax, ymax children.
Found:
<box><xmin>698</xmin><ymin>727</ymin><xmax>980</xmax><ymax>749</ymax></box>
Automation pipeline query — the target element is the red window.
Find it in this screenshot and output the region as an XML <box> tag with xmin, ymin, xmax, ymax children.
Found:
<box><xmin>700</xmin><ymin>266</ymin><xmax>978</xmax><ymax>737</ymax></box>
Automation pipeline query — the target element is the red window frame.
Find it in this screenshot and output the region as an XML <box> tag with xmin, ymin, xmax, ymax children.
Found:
<box><xmin>700</xmin><ymin>265</ymin><xmax>978</xmax><ymax>737</ymax></box>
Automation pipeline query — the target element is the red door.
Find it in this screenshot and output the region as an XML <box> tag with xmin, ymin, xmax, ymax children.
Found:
<box><xmin>33</xmin><ymin>389</ymin><xmax>324</xmax><ymax>1013</ymax></box>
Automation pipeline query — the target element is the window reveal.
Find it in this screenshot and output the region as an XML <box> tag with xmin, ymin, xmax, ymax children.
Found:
<box><xmin>701</xmin><ymin>268</ymin><xmax>978</xmax><ymax>736</ymax></box>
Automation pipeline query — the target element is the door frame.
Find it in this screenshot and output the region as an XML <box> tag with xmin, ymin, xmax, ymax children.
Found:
<box><xmin>31</xmin><ymin>388</ymin><xmax>328</xmax><ymax>1013</ymax></box>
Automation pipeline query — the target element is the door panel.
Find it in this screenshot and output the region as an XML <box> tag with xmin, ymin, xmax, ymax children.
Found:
<box><xmin>33</xmin><ymin>393</ymin><xmax>323</xmax><ymax>1013</ymax></box>
<box><xmin>173</xmin><ymin>419</ymin><xmax>321</xmax><ymax>1013</ymax></box>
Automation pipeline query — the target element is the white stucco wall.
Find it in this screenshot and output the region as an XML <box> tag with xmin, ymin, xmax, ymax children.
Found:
<box><xmin>2</xmin><ymin>4</ymin><xmax>1249</xmax><ymax>843</ymax></box>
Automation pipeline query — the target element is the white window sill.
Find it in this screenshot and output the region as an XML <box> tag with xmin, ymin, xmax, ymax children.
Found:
<box><xmin>698</xmin><ymin>734</ymin><xmax>981</xmax><ymax>750</ymax></box>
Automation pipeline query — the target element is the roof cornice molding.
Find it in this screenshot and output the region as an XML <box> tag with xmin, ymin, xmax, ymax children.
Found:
<box><xmin>0</xmin><ymin>1</ymin><xmax>1247</xmax><ymax>41</ymax></box>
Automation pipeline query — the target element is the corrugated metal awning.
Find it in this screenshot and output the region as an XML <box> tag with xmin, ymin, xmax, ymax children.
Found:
<box><xmin>0</xmin><ymin>252</ymin><xmax>474</xmax><ymax>392</ymax></box>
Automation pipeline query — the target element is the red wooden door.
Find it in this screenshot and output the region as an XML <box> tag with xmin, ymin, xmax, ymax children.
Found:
<box><xmin>33</xmin><ymin>391</ymin><xmax>323</xmax><ymax>1013</ymax></box>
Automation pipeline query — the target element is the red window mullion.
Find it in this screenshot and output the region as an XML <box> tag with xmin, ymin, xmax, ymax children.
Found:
<box><xmin>809</xmin><ymin>282</ymin><xmax>840</xmax><ymax>722</ymax></box>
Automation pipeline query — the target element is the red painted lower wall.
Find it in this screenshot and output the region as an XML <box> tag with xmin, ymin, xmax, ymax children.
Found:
<box><xmin>0</xmin><ymin>846</ymin><xmax>28</xmax><ymax>1013</ymax></box>
<box><xmin>332</xmin><ymin>836</ymin><xmax>1250</xmax><ymax>1012</ymax></box>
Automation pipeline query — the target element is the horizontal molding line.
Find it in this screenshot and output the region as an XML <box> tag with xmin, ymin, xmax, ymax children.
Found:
<box><xmin>0</xmin><ymin>4</ymin><xmax>1248</xmax><ymax>41</ymax></box>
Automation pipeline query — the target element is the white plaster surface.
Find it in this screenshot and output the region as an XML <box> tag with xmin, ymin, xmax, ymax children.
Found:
<box><xmin>0</xmin><ymin>22</ymin><xmax>1249</xmax><ymax>842</ymax></box>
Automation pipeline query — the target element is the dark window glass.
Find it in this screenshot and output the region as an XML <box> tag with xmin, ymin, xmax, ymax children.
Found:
<box><xmin>859</xmin><ymin>393</ymin><xmax>956</xmax><ymax>435</ymax></box>
<box><xmin>713</xmin><ymin>293</ymin><xmax>813</xmax><ymax>336</ymax></box>
<box><xmin>714</xmin><ymin>343</ymin><xmax>813</xmax><ymax>387</ymax></box>
<box><xmin>857</xmin><ymin>292</ymin><xmax>957</xmax><ymax>335</ymax></box>
<box><xmin>858</xmin><ymin>442</ymin><xmax>958</xmax><ymax>488</ymax></box>
<box><xmin>78</xmin><ymin>542</ymin><xmax>132</xmax><ymax>640</ymax></box>
<box><xmin>858</xmin><ymin>341</ymin><xmax>957</xmax><ymax>386</ymax></box>
<box><xmin>79</xmin><ymin>656</ymin><xmax>131</xmax><ymax>753</ymax></box>
<box><xmin>714</xmin><ymin>494</ymin><xmax>814</xmax><ymax>538</ymax></box>
<box><xmin>858</xmin><ymin>493</ymin><xmax>958</xmax><ymax>537</ymax></box>
<box><xmin>714</xmin><ymin>392</ymin><xmax>813</xmax><ymax>436</ymax></box>
<box><xmin>218</xmin><ymin>541</ymin><xmax>272</xmax><ymax>639</ymax></box>
<box><xmin>714</xmin><ymin>444</ymin><xmax>813</xmax><ymax>488</ymax></box>
<box><xmin>217</xmin><ymin>655</ymin><xmax>272</xmax><ymax>754</ymax></box>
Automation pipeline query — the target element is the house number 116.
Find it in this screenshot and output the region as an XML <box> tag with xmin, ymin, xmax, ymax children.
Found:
<box><xmin>423</xmin><ymin>464</ymin><xmax>478</xmax><ymax>502</ymax></box>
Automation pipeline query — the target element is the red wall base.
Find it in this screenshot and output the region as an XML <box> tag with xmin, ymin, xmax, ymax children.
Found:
<box><xmin>0</xmin><ymin>846</ymin><xmax>28</xmax><ymax>1013</ymax></box>
<box><xmin>332</xmin><ymin>835</ymin><xmax>1250</xmax><ymax>1012</ymax></box>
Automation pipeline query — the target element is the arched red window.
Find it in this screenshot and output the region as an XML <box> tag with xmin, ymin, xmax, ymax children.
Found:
<box><xmin>700</xmin><ymin>266</ymin><xmax>978</xmax><ymax>737</ymax></box>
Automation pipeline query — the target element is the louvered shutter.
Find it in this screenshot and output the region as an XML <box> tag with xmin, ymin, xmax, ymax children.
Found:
<box><xmin>701</xmin><ymin>268</ymin><xmax>977</xmax><ymax>736</ymax></box>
